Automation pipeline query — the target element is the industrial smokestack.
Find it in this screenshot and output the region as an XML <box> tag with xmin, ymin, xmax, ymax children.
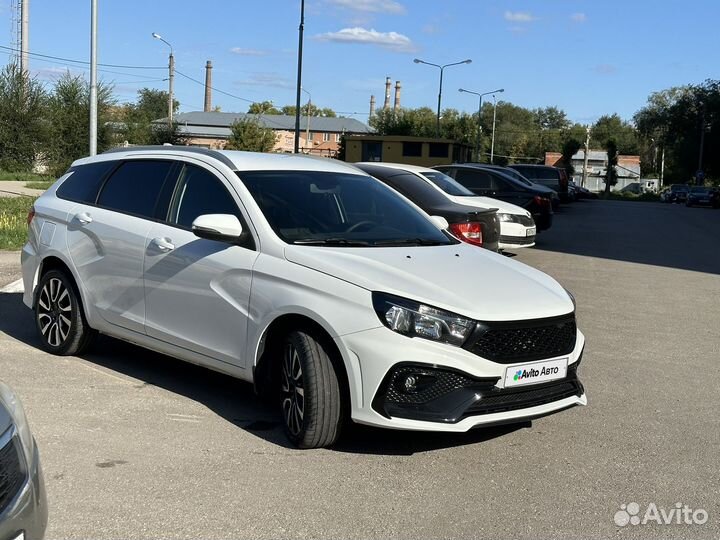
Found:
<box><xmin>20</xmin><ymin>0</ymin><xmax>29</xmax><ymax>73</ymax></box>
<box><xmin>394</xmin><ymin>80</ymin><xmax>401</xmax><ymax>111</ymax></box>
<box><xmin>369</xmin><ymin>95</ymin><xmax>376</xmax><ymax>117</ymax></box>
<box><xmin>383</xmin><ymin>77</ymin><xmax>391</xmax><ymax>110</ymax></box>
<box><xmin>204</xmin><ymin>60</ymin><xmax>213</xmax><ymax>112</ymax></box>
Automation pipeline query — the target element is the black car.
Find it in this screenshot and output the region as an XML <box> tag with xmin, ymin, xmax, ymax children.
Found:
<box><xmin>433</xmin><ymin>164</ymin><xmax>554</xmax><ymax>231</ymax></box>
<box><xmin>686</xmin><ymin>186</ymin><xmax>719</xmax><ymax>208</ymax></box>
<box><xmin>469</xmin><ymin>164</ymin><xmax>561</xmax><ymax>211</ymax></box>
<box><xmin>663</xmin><ymin>184</ymin><xmax>691</xmax><ymax>203</ymax></box>
<box><xmin>354</xmin><ymin>163</ymin><xmax>501</xmax><ymax>251</ymax></box>
<box><xmin>508</xmin><ymin>164</ymin><xmax>570</xmax><ymax>202</ymax></box>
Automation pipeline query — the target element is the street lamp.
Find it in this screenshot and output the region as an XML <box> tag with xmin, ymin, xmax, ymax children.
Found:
<box><xmin>458</xmin><ymin>87</ymin><xmax>504</xmax><ymax>162</ymax></box>
<box><xmin>413</xmin><ymin>57</ymin><xmax>472</xmax><ymax>137</ymax></box>
<box><xmin>152</xmin><ymin>32</ymin><xmax>174</xmax><ymax>127</ymax></box>
<box><xmin>301</xmin><ymin>87</ymin><xmax>311</xmax><ymax>153</ymax></box>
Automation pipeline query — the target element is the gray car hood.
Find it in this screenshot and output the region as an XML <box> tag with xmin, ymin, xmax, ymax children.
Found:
<box><xmin>284</xmin><ymin>243</ymin><xmax>573</xmax><ymax>321</ymax></box>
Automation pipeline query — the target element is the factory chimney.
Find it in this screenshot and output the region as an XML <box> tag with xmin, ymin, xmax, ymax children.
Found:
<box><xmin>204</xmin><ymin>60</ymin><xmax>213</xmax><ymax>112</ymax></box>
<box><xmin>383</xmin><ymin>77</ymin><xmax>391</xmax><ymax>110</ymax></box>
<box><xmin>369</xmin><ymin>95</ymin><xmax>376</xmax><ymax>117</ymax></box>
<box><xmin>393</xmin><ymin>80</ymin><xmax>401</xmax><ymax>111</ymax></box>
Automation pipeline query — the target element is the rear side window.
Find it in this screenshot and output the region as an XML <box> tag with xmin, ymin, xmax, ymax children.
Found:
<box><xmin>97</xmin><ymin>160</ymin><xmax>174</xmax><ymax>219</ymax></box>
<box><xmin>169</xmin><ymin>164</ymin><xmax>241</xmax><ymax>228</ymax></box>
<box><xmin>454</xmin><ymin>169</ymin><xmax>493</xmax><ymax>190</ymax></box>
<box><xmin>384</xmin><ymin>173</ymin><xmax>449</xmax><ymax>208</ymax></box>
<box><xmin>56</xmin><ymin>161</ymin><xmax>116</xmax><ymax>203</ymax></box>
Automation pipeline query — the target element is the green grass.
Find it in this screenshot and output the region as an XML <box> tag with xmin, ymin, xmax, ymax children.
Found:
<box><xmin>0</xmin><ymin>170</ymin><xmax>52</xmax><ymax>182</ymax></box>
<box><xmin>24</xmin><ymin>180</ymin><xmax>54</xmax><ymax>191</ymax></box>
<box><xmin>0</xmin><ymin>196</ymin><xmax>36</xmax><ymax>250</ymax></box>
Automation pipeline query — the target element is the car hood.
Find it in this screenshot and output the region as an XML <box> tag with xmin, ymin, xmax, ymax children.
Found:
<box><xmin>0</xmin><ymin>399</ymin><xmax>11</xmax><ymax>435</ymax></box>
<box><xmin>445</xmin><ymin>195</ymin><xmax>531</xmax><ymax>218</ymax></box>
<box><xmin>284</xmin><ymin>243</ymin><xmax>573</xmax><ymax>321</ymax></box>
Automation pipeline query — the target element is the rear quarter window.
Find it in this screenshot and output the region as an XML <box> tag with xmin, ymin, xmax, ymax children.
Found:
<box><xmin>55</xmin><ymin>161</ymin><xmax>117</xmax><ymax>204</ymax></box>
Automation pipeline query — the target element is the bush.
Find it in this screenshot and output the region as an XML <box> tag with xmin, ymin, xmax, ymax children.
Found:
<box><xmin>0</xmin><ymin>196</ymin><xmax>36</xmax><ymax>250</ymax></box>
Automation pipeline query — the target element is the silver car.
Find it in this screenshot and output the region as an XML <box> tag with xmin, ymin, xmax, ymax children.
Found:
<box><xmin>0</xmin><ymin>381</ymin><xmax>47</xmax><ymax>540</ymax></box>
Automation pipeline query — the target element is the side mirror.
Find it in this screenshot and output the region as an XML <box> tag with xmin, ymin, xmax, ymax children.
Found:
<box><xmin>429</xmin><ymin>215</ymin><xmax>449</xmax><ymax>230</ymax></box>
<box><xmin>192</xmin><ymin>214</ymin><xmax>244</xmax><ymax>242</ymax></box>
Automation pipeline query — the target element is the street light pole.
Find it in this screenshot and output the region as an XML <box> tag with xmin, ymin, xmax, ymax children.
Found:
<box><xmin>414</xmin><ymin>58</ymin><xmax>471</xmax><ymax>138</ymax></box>
<box><xmin>89</xmin><ymin>0</ymin><xmax>97</xmax><ymax>156</ymax></box>
<box><xmin>293</xmin><ymin>0</ymin><xmax>305</xmax><ymax>154</ymax></box>
<box><xmin>490</xmin><ymin>94</ymin><xmax>498</xmax><ymax>164</ymax></box>
<box><xmin>152</xmin><ymin>33</ymin><xmax>174</xmax><ymax>127</ymax></box>
<box><xmin>301</xmin><ymin>87</ymin><xmax>311</xmax><ymax>153</ymax></box>
<box><xmin>458</xmin><ymin>87</ymin><xmax>503</xmax><ymax>162</ymax></box>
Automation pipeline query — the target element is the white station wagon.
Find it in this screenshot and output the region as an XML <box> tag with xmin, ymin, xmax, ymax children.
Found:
<box><xmin>22</xmin><ymin>147</ymin><xmax>586</xmax><ymax>448</ymax></box>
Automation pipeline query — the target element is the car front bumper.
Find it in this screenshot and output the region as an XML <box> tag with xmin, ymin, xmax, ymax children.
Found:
<box><xmin>338</xmin><ymin>325</ymin><xmax>586</xmax><ymax>432</ymax></box>
<box><xmin>0</xmin><ymin>440</ymin><xmax>48</xmax><ymax>540</ymax></box>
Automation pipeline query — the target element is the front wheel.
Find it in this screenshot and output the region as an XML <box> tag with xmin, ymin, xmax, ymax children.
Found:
<box><xmin>35</xmin><ymin>269</ymin><xmax>96</xmax><ymax>355</ymax></box>
<box><xmin>280</xmin><ymin>330</ymin><xmax>343</xmax><ymax>449</ymax></box>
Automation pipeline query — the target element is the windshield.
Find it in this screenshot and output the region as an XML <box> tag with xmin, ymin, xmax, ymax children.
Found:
<box><xmin>421</xmin><ymin>171</ymin><xmax>475</xmax><ymax>196</ymax></box>
<box><xmin>237</xmin><ymin>170</ymin><xmax>455</xmax><ymax>247</ymax></box>
<box><xmin>690</xmin><ymin>187</ymin><xmax>708</xmax><ymax>194</ymax></box>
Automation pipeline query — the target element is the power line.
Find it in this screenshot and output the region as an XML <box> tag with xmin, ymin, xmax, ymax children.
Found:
<box><xmin>0</xmin><ymin>44</ymin><xmax>165</xmax><ymax>69</ymax></box>
<box><xmin>175</xmin><ymin>69</ymin><xmax>254</xmax><ymax>103</ymax></box>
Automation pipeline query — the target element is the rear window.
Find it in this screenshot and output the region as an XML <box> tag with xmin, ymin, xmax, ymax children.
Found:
<box><xmin>511</xmin><ymin>166</ymin><xmax>559</xmax><ymax>181</ymax></box>
<box><xmin>97</xmin><ymin>160</ymin><xmax>174</xmax><ymax>219</ymax></box>
<box><xmin>56</xmin><ymin>161</ymin><xmax>116</xmax><ymax>204</ymax></box>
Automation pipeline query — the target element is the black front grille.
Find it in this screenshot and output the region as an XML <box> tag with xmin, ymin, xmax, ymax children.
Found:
<box><xmin>464</xmin><ymin>374</ymin><xmax>584</xmax><ymax>417</ymax></box>
<box><xmin>383</xmin><ymin>366</ymin><xmax>484</xmax><ymax>405</ymax></box>
<box><xmin>500</xmin><ymin>234</ymin><xmax>536</xmax><ymax>245</ymax></box>
<box><xmin>465</xmin><ymin>314</ymin><xmax>577</xmax><ymax>363</ymax></box>
<box><xmin>0</xmin><ymin>433</ymin><xmax>26</xmax><ymax>515</ymax></box>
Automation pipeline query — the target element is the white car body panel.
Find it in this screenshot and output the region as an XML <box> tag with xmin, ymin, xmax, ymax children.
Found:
<box><xmin>21</xmin><ymin>148</ymin><xmax>585</xmax><ymax>435</ymax></box>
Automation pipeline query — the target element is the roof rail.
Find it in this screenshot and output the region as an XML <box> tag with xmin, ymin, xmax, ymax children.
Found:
<box><xmin>102</xmin><ymin>145</ymin><xmax>237</xmax><ymax>169</ymax></box>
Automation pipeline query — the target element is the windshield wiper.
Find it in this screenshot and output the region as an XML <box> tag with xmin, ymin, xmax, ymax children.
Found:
<box><xmin>293</xmin><ymin>238</ymin><xmax>371</xmax><ymax>246</ymax></box>
<box><xmin>373</xmin><ymin>238</ymin><xmax>446</xmax><ymax>246</ymax></box>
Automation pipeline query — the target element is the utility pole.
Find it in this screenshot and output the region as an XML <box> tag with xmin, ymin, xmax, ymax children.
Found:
<box><xmin>293</xmin><ymin>0</ymin><xmax>305</xmax><ymax>153</ymax></box>
<box><xmin>152</xmin><ymin>33</ymin><xmax>174</xmax><ymax>127</ymax></box>
<box><xmin>20</xmin><ymin>0</ymin><xmax>29</xmax><ymax>74</ymax></box>
<box><xmin>581</xmin><ymin>126</ymin><xmax>591</xmax><ymax>188</ymax></box>
<box><xmin>89</xmin><ymin>0</ymin><xmax>98</xmax><ymax>156</ymax></box>
<box><xmin>490</xmin><ymin>94</ymin><xmax>498</xmax><ymax>164</ymax></box>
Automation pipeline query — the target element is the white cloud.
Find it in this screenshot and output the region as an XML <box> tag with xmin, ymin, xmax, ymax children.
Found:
<box><xmin>235</xmin><ymin>72</ymin><xmax>293</xmax><ymax>89</ymax></box>
<box><xmin>325</xmin><ymin>0</ymin><xmax>405</xmax><ymax>15</ymax></box>
<box><xmin>230</xmin><ymin>48</ymin><xmax>271</xmax><ymax>56</ymax></box>
<box><xmin>314</xmin><ymin>27</ymin><xmax>416</xmax><ymax>52</ymax></box>
<box><xmin>504</xmin><ymin>11</ymin><xmax>536</xmax><ymax>23</ymax></box>
<box><xmin>570</xmin><ymin>13</ymin><xmax>587</xmax><ymax>23</ymax></box>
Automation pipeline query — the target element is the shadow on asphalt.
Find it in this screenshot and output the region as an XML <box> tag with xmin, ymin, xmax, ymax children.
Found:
<box><xmin>532</xmin><ymin>200</ymin><xmax>720</xmax><ymax>275</ymax></box>
<box><xmin>0</xmin><ymin>292</ymin><xmax>526</xmax><ymax>455</ymax></box>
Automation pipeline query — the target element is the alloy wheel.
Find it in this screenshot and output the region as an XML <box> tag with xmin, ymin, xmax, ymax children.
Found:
<box><xmin>281</xmin><ymin>343</ymin><xmax>305</xmax><ymax>436</ymax></box>
<box><xmin>37</xmin><ymin>278</ymin><xmax>72</xmax><ymax>347</ymax></box>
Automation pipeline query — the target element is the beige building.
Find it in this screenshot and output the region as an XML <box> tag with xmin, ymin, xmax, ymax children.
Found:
<box><xmin>343</xmin><ymin>135</ymin><xmax>472</xmax><ymax>167</ymax></box>
<box><xmin>167</xmin><ymin>111</ymin><xmax>371</xmax><ymax>156</ymax></box>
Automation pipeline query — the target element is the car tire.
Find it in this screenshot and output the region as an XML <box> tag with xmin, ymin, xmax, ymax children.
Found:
<box><xmin>34</xmin><ymin>269</ymin><xmax>96</xmax><ymax>356</ymax></box>
<box><xmin>280</xmin><ymin>329</ymin><xmax>343</xmax><ymax>449</ymax></box>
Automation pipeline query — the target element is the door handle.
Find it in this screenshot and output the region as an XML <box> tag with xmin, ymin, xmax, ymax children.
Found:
<box><xmin>74</xmin><ymin>212</ymin><xmax>92</xmax><ymax>225</ymax></box>
<box><xmin>151</xmin><ymin>237</ymin><xmax>175</xmax><ymax>252</ymax></box>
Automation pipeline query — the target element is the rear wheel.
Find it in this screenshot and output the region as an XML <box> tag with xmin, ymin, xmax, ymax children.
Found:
<box><xmin>35</xmin><ymin>269</ymin><xmax>96</xmax><ymax>355</ymax></box>
<box><xmin>280</xmin><ymin>330</ymin><xmax>343</xmax><ymax>449</ymax></box>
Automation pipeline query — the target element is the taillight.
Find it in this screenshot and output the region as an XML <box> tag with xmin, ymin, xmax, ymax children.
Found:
<box><xmin>449</xmin><ymin>222</ymin><xmax>483</xmax><ymax>247</ymax></box>
<box><xmin>533</xmin><ymin>195</ymin><xmax>550</xmax><ymax>207</ymax></box>
<box><xmin>27</xmin><ymin>206</ymin><xmax>35</xmax><ymax>226</ymax></box>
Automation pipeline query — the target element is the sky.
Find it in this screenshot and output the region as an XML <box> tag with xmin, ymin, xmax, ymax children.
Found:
<box><xmin>4</xmin><ymin>0</ymin><xmax>720</xmax><ymax>125</ymax></box>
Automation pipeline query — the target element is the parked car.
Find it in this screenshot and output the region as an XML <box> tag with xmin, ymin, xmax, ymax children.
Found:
<box><xmin>352</xmin><ymin>162</ymin><xmax>500</xmax><ymax>251</ymax></box>
<box><xmin>0</xmin><ymin>380</ymin><xmax>48</xmax><ymax>540</ymax></box>
<box><xmin>355</xmin><ymin>163</ymin><xmax>535</xmax><ymax>250</ymax></box>
<box><xmin>569</xmin><ymin>181</ymin><xmax>598</xmax><ymax>200</ymax></box>
<box><xmin>661</xmin><ymin>184</ymin><xmax>690</xmax><ymax>203</ymax></box>
<box><xmin>508</xmin><ymin>164</ymin><xmax>570</xmax><ymax>202</ymax></box>
<box><xmin>433</xmin><ymin>164</ymin><xmax>554</xmax><ymax>231</ymax></box>
<box><xmin>23</xmin><ymin>146</ymin><xmax>586</xmax><ymax>448</ymax></box>
<box><xmin>470</xmin><ymin>164</ymin><xmax>561</xmax><ymax>211</ymax></box>
<box><xmin>686</xmin><ymin>186</ymin><xmax>719</xmax><ymax>208</ymax></box>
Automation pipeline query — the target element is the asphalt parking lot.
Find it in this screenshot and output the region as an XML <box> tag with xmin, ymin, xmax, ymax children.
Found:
<box><xmin>1</xmin><ymin>200</ymin><xmax>719</xmax><ymax>539</ymax></box>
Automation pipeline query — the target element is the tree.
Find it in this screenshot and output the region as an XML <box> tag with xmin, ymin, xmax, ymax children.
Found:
<box><xmin>46</xmin><ymin>72</ymin><xmax>115</xmax><ymax>176</ymax></box>
<box><xmin>281</xmin><ymin>104</ymin><xmax>336</xmax><ymax>117</ymax></box>
<box><xmin>561</xmin><ymin>138</ymin><xmax>582</xmax><ymax>177</ymax></box>
<box><xmin>118</xmin><ymin>88</ymin><xmax>184</xmax><ymax>146</ymax></box>
<box><xmin>136</xmin><ymin>88</ymin><xmax>178</xmax><ymax>120</ymax></box>
<box><xmin>591</xmin><ymin>114</ymin><xmax>639</xmax><ymax>155</ymax></box>
<box><xmin>248</xmin><ymin>101</ymin><xmax>280</xmax><ymax>115</ymax></box>
<box><xmin>225</xmin><ymin>117</ymin><xmax>277</xmax><ymax>152</ymax></box>
<box><xmin>604</xmin><ymin>139</ymin><xmax>619</xmax><ymax>197</ymax></box>
<box><xmin>0</xmin><ymin>63</ymin><xmax>47</xmax><ymax>171</ymax></box>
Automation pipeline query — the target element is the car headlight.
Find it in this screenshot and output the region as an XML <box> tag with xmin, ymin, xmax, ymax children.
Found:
<box><xmin>498</xmin><ymin>213</ymin><xmax>512</xmax><ymax>222</ymax></box>
<box><xmin>372</xmin><ymin>292</ymin><xmax>475</xmax><ymax>346</ymax></box>
<box><xmin>0</xmin><ymin>381</ymin><xmax>34</xmax><ymax>465</ymax></box>
<box><xmin>564</xmin><ymin>288</ymin><xmax>576</xmax><ymax>310</ymax></box>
